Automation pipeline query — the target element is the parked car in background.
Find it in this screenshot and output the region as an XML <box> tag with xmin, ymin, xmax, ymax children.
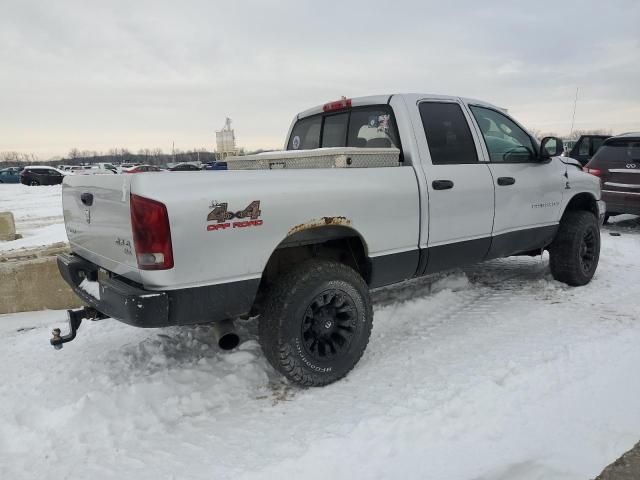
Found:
<box><xmin>20</xmin><ymin>166</ymin><xmax>66</xmax><ymax>186</ymax></box>
<box><xmin>73</xmin><ymin>166</ymin><xmax>116</xmax><ymax>175</ymax></box>
<box><xmin>122</xmin><ymin>164</ymin><xmax>163</xmax><ymax>173</ymax></box>
<box><xmin>119</xmin><ymin>163</ymin><xmax>141</xmax><ymax>172</ymax></box>
<box><xmin>168</xmin><ymin>162</ymin><xmax>201</xmax><ymax>171</ymax></box>
<box><xmin>0</xmin><ymin>167</ymin><xmax>21</xmax><ymax>183</ymax></box>
<box><xmin>565</xmin><ymin>135</ymin><xmax>610</xmax><ymax>166</ymax></box>
<box><xmin>203</xmin><ymin>161</ymin><xmax>228</xmax><ymax>170</ymax></box>
<box><xmin>584</xmin><ymin>132</ymin><xmax>640</xmax><ymax>221</ymax></box>
<box><xmin>95</xmin><ymin>162</ymin><xmax>117</xmax><ymax>173</ymax></box>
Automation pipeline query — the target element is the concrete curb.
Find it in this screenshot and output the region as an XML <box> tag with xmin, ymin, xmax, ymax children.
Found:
<box><xmin>0</xmin><ymin>211</ymin><xmax>22</xmax><ymax>241</ymax></box>
<box><xmin>0</xmin><ymin>243</ymin><xmax>82</xmax><ymax>314</ymax></box>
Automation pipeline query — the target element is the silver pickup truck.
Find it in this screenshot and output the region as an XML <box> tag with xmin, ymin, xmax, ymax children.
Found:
<box><xmin>54</xmin><ymin>94</ymin><xmax>605</xmax><ymax>386</ymax></box>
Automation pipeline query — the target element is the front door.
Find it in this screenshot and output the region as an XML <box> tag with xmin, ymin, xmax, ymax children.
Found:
<box><xmin>467</xmin><ymin>105</ymin><xmax>564</xmax><ymax>258</ymax></box>
<box><xmin>415</xmin><ymin>100</ymin><xmax>495</xmax><ymax>273</ymax></box>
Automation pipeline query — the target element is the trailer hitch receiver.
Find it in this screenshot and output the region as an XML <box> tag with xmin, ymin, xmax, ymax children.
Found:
<box><xmin>50</xmin><ymin>307</ymin><xmax>107</xmax><ymax>349</ymax></box>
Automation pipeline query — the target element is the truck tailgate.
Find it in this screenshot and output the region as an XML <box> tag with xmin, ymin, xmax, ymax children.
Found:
<box><xmin>62</xmin><ymin>174</ymin><xmax>141</xmax><ymax>282</ymax></box>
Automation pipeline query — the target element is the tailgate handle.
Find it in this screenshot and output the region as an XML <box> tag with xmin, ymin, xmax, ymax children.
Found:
<box><xmin>81</xmin><ymin>193</ymin><xmax>94</xmax><ymax>206</ymax></box>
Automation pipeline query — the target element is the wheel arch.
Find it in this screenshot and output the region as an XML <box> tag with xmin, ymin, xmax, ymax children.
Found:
<box><xmin>561</xmin><ymin>192</ymin><xmax>599</xmax><ymax>220</ymax></box>
<box><xmin>250</xmin><ymin>224</ymin><xmax>371</xmax><ymax>315</ymax></box>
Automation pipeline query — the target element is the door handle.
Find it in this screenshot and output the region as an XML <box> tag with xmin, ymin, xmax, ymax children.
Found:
<box><xmin>497</xmin><ymin>177</ymin><xmax>516</xmax><ymax>186</ymax></box>
<box><xmin>432</xmin><ymin>180</ymin><xmax>454</xmax><ymax>190</ymax></box>
<box><xmin>81</xmin><ymin>192</ymin><xmax>94</xmax><ymax>206</ymax></box>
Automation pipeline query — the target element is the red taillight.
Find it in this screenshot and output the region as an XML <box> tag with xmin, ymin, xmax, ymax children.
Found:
<box><xmin>323</xmin><ymin>97</ymin><xmax>352</xmax><ymax>112</ymax></box>
<box><xmin>583</xmin><ymin>167</ymin><xmax>603</xmax><ymax>177</ymax></box>
<box><xmin>130</xmin><ymin>194</ymin><xmax>174</xmax><ymax>270</ymax></box>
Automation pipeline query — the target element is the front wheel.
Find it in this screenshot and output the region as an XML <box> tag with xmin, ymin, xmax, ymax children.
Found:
<box><xmin>259</xmin><ymin>259</ymin><xmax>373</xmax><ymax>387</ymax></box>
<box><xmin>549</xmin><ymin>210</ymin><xmax>600</xmax><ymax>286</ymax></box>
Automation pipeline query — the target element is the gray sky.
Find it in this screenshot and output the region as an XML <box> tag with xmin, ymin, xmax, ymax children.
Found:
<box><xmin>1</xmin><ymin>0</ymin><xmax>639</xmax><ymax>159</ymax></box>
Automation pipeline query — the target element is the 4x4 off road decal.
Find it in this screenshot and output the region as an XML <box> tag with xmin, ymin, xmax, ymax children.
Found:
<box><xmin>206</xmin><ymin>200</ymin><xmax>263</xmax><ymax>231</ymax></box>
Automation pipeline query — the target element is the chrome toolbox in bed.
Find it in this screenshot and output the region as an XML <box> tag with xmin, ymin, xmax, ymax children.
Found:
<box><xmin>225</xmin><ymin>147</ymin><xmax>401</xmax><ymax>170</ymax></box>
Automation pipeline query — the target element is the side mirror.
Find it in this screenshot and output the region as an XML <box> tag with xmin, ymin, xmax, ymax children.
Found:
<box><xmin>540</xmin><ymin>137</ymin><xmax>564</xmax><ymax>159</ymax></box>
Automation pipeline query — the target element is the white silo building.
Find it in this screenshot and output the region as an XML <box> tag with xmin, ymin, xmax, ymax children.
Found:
<box><xmin>216</xmin><ymin>118</ymin><xmax>238</xmax><ymax>159</ymax></box>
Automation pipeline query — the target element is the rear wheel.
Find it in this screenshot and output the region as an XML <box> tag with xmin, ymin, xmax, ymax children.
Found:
<box><xmin>259</xmin><ymin>259</ymin><xmax>373</xmax><ymax>387</ymax></box>
<box><xmin>549</xmin><ymin>210</ymin><xmax>600</xmax><ymax>286</ymax></box>
<box><xmin>29</xmin><ymin>180</ymin><xmax>39</xmax><ymax>186</ymax></box>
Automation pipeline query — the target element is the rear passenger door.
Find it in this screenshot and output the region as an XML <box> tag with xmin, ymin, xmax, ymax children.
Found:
<box><xmin>467</xmin><ymin>105</ymin><xmax>564</xmax><ymax>258</ymax></box>
<box><xmin>416</xmin><ymin>100</ymin><xmax>495</xmax><ymax>273</ymax></box>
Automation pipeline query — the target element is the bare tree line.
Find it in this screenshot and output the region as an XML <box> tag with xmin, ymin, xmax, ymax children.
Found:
<box><xmin>1</xmin><ymin>146</ymin><xmax>221</xmax><ymax>167</ymax></box>
<box><xmin>0</xmin><ymin>129</ymin><xmax>616</xmax><ymax>168</ymax></box>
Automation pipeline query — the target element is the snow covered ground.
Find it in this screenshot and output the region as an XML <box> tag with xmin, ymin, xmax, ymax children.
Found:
<box><xmin>0</xmin><ymin>215</ymin><xmax>639</xmax><ymax>479</ymax></box>
<box><xmin>0</xmin><ymin>184</ymin><xmax>66</xmax><ymax>252</ymax></box>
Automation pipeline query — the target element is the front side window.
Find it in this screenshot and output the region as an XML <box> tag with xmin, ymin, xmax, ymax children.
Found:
<box><xmin>419</xmin><ymin>102</ymin><xmax>478</xmax><ymax>164</ymax></box>
<box><xmin>470</xmin><ymin>106</ymin><xmax>535</xmax><ymax>162</ymax></box>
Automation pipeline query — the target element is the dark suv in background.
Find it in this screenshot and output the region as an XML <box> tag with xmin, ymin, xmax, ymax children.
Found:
<box><xmin>20</xmin><ymin>166</ymin><xmax>65</xmax><ymax>186</ymax></box>
<box><xmin>584</xmin><ymin>133</ymin><xmax>640</xmax><ymax>220</ymax></box>
<box><xmin>566</xmin><ymin>134</ymin><xmax>610</xmax><ymax>166</ymax></box>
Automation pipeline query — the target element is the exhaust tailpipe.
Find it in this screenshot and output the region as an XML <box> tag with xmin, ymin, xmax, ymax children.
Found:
<box><xmin>211</xmin><ymin>319</ymin><xmax>240</xmax><ymax>350</ymax></box>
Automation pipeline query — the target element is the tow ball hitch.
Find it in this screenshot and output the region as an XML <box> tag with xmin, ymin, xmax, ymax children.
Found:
<box><xmin>50</xmin><ymin>307</ymin><xmax>107</xmax><ymax>350</ymax></box>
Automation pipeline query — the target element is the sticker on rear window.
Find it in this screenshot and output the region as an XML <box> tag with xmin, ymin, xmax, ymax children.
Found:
<box><xmin>292</xmin><ymin>135</ymin><xmax>301</xmax><ymax>149</ymax></box>
<box><xmin>368</xmin><ymin>114</ymin><xmax>390</xmax><ymax>133</ymax></box>
<box><xmin>377</xmin><ymin>114</ymin><xmax>390</xmax><ymax>133</ymax></box>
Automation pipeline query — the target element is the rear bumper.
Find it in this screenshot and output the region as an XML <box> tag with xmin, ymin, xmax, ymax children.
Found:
<box><xmin>602</xmin><ymin>190</ymin><xmax>640</xmax><ymax>216</ymax></box>
<box><xmin>57</xmin><ymin>253</ymin><xmax>260</xmax><ymax>328</ymax></box>
<box><xmin>57</xmin><ymin>253</ymin><xmax>171</xmax><ymax>327</ymax></box>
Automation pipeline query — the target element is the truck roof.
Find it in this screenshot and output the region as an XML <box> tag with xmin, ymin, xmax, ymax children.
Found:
<box><xmin>295</xmin><ymin>93</ymin><xmax>505</xmax><ymax>120</ymax></box>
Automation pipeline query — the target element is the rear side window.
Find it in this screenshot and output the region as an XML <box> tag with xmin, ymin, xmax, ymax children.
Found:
<box><xmin>578</xmin><ymin>138</ymin><xmax>590</xmax><ymax>156</ymax></box>
<box><xmin>419</xmin><ymin>102</ymin><xmax>478</xmax><ymax>164</ymax></box>
<box><xmin>591</xmin><ymin>137</ymin><xmax>606</xmax><ymax>154</ymax></box>
<box><xmin>288</xmin><ymin>116</ymin><xmax>321</xmax><ymax>150</ymax></box>
<box><xmin>287</xmin><ymin>105</ymin><xmax>400</xmax><ymax>150</ymax></box>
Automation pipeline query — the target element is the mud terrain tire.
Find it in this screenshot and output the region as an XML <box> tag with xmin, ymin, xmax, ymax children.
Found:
<box><xmin>549</xmin><ymin>210</ymin><xmax>600</xmax><ymax>286</ymax></box>
<box><xmin>259</xmin><ymin>259</ymin><xmax>373</xmax><ymax>387</ymax></box>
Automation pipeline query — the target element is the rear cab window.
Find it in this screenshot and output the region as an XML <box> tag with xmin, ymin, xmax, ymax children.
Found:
<box><xmin>287</xmin><ymin>105</ymin><xmax>400</xmax><ymax>152</ymax></box>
